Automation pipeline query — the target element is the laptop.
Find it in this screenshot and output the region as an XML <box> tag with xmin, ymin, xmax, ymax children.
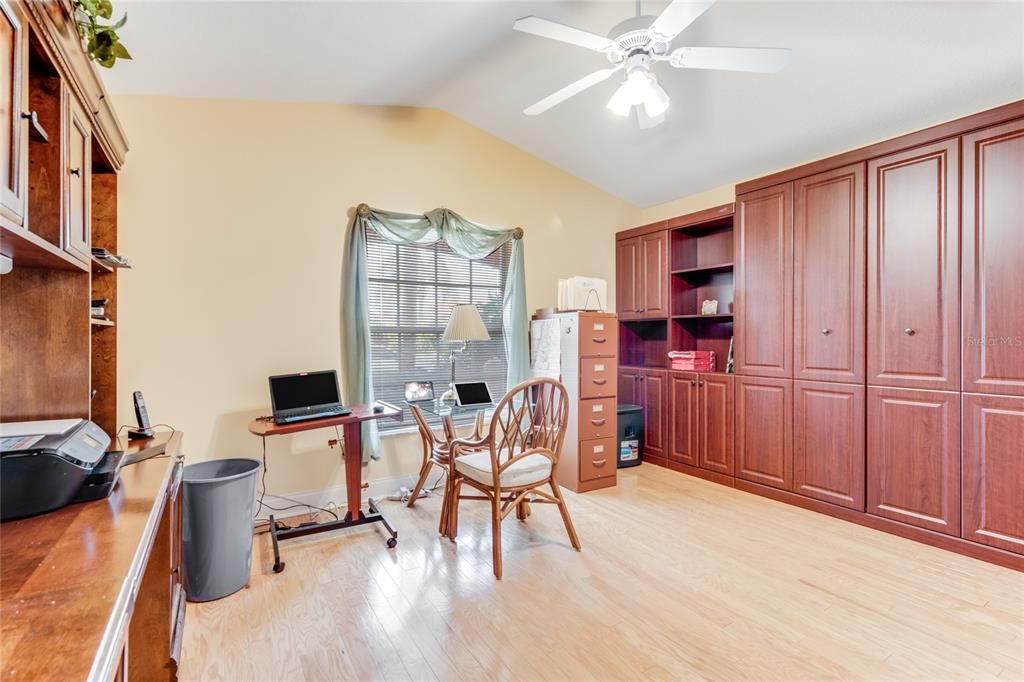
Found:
<box><xmin>269</xmin><ymin>370</ymin><xmax>351</xmax><ymax>424</ymax></box>
<box><xmin>453</xmin><ymin>381</ymin><xmax>493</xmax><ymax>407</ymax></box>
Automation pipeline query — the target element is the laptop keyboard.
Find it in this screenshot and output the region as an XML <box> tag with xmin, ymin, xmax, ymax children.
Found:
<box><xmin>275</xmin><ymin>405</ymin><xmax>349</xmax><ymax>424</ymax></box>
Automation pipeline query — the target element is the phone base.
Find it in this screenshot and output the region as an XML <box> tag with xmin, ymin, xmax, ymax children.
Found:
<box><xmin>127</xmin><ymin>428</ymin><xmax>155</xmax><ymax>440</ymax></box>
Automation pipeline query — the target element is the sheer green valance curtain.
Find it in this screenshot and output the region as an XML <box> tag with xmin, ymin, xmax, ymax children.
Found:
<box><xmin>341</xmin><ymin>203</ymin><xmax>528</xmax><ymax>461</ymax></box>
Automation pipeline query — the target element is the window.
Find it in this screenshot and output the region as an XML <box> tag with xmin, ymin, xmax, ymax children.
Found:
<box><xmin>366</xmin><ymin>229</ymin><xmax>510</xmax><ymax>432</ymax></box>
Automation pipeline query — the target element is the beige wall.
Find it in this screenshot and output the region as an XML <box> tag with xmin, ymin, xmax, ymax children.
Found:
<box><xmin>633</xmin><ymin>183</ymin><xmax>736</xmax><ymax>225</ymax></box>
<box><xmin>114</xmin><ymin>95</ymin><xmax>638</xmax><ymax>497</ymax></box>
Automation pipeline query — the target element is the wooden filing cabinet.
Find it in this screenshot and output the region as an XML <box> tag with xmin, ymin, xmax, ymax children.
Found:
<box><xmin>535</xmin><ymin>310</ymin><xmax>619</xmax><ymax>493</ymax></box>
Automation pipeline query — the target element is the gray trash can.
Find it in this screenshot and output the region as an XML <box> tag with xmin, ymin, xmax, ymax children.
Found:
<box><xmin>183</xmin><ymin>458</ymin><xmax>261</xmax><ymax>602</ymax></box>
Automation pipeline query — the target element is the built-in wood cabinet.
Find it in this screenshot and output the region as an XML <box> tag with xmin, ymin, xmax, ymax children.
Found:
<box><xmin>668</xmin><ymin>371</ymin><xmax>734</xmax><ymax>473</ymax></box>
<box><xmin>641</xmin><ymin>369</ymin><xmax>667</xmax><ymax>460</ymax></box>
<box><xmin>735</xmin><ymin>183</ymin><xmax>793</xmax><ymax>378</ymax></box>
<box><xmin>616</xmin><ymin>102</ymin><xmax>1024</xmax><ymax>570</ymax></box>
<box><xmin>618</xmin><ymin>366</ymin><xmax>667</xmax><ymax>461</ymax></box>
<box><xmin>668</xmin><ymin>372</ymin><xmax>698</xmax><ymax>466</ymax></box>
<box><xmin>616</xmin><ymin>231</ymin><xmax>668</xmax><ymax>320</ymax></box>
<box><xmin>65</xmin><ymin>91</ymin><xmax>90</xmax><ymax>262</ymax></box>
<box><xmin>793</xmin><ymin>164</ymin><xmax>865</xmax><ymax>384</ymax></box>
<box><xmin>792</xmin><ymin>380</ymin><xmax>865</xmax><ymax>510</ymax></box>
<box><xmin>962</xmin><ymin>119</ymin><xmax>1024</xmax><ymax>397</ymax></box>
<box><xmin>0</xmin><ymin>0</ymin><xmax>27</xmax><ymax>226</ymax></box>
<box><xmin>867</xmin><ymin>386</ymin><xmax>960</xmax><ymax>536</ymax></box>
<box><xmin>735</xmin><ymin>376</ymin><xmax>792</xmax><ymax>490</ymax></box>
<box><xmin>962</xmin><ymin>393</ymin><xmax>1024</xmax><ymax>554</ymax></box>
<box><xmin>867</xmin><ymin>139</ymin><xmax>960</xmax><ymax>391</ymax></box>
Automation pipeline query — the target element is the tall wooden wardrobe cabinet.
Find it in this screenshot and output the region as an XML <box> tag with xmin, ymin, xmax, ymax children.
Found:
<box><xmin>728</xmin><ymin>101</ymin><xmax>1024</xmax><ymax>569</ymax></box>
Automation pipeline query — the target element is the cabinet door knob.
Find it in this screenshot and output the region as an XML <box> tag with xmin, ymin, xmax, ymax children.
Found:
<box><xmin>904</xmin><ymin>328</ymin><xmax>916</xmax><ymax>336</ymax></box>
<box><xmin>690</xmin><ymin>380</ymin><xmax>697</xmax><ymax>386</ymax></box>
<box><xmin>698</xmin><ymin>381</ymin><xmax>704</xmax><ymax>386</ymax></box>
<box><xmin>70</xmin><ymin>167</ymin><xmax>81</xmax><ymax>177</ymax></box>
<box><xmin>821</xmin><ymin>328</ymin><xmax>832</xmax><ymax>335</ymax></box>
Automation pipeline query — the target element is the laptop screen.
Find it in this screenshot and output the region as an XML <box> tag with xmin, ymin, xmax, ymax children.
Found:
<box><xmin>270</xmin><ymin>371</ymin><xmax>340</xmax><ymax>411</ymax></box>
<box><xmin>454</xmin><ymin>382</ymin><xmax>492</xmax><ymax>406</ymax></box>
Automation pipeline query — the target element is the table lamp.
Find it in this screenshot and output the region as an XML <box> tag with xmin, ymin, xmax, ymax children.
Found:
<box><xmin>440</xmin><ymin>304</ymin><xmax>490</xmax><ymax>403</ymax></box>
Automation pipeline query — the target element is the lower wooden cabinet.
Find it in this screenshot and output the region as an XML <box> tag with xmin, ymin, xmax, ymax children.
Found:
<box><xmin>735</xmin><ymin>376</ymin><xmax>792</xmax><ymax>490</ymax></box>
<box><xmin>792</xmin><ymin>381</ymin><xmax>865</xmax><ymax>510</ymax></box>
<box><xmin>962</xmin><ymin>393</ymin><xmax>1024</xmax><ymax>554</ymax></box>
<box><xmin>867</xmin><ymin>386</ymin><xmax>960</xmax><ymax>535</ymax></box>
<box><xmin>669</xmin><ymin>372</ymin><xmax>699</xmax><ymax>466</ymax></box>
<box><xmin>617</xmin><ymin>366</ymin><xmax>668</xmax><ymax>461</ymax></box>
<box><xmin>642</xmin><ymin>369</ymin><xmax>667</xmax><ymax>460</ymax></box>
<box><xmin>669</xmin><ymin>372</ymin><xmax>734</xmax><ymax>473</ymax></box>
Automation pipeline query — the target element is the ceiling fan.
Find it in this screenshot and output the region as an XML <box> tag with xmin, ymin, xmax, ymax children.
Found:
<box><xmin>513</xmin><ymin>0</ymin><xmax>791</xmax><ymax>128</ymax></box>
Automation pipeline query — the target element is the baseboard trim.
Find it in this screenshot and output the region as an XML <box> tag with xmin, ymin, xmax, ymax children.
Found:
<box><xmin>260</xmin><ymin>473</ymin><xmax>419</xmax><ymax>514</ymax></box>
<box><xmin>642</xmin><ymin>456</ymin><xmax>736</xmax><ymax>488</ymax></box>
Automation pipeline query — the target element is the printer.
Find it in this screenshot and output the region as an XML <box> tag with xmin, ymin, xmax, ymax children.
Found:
<box><xmin>0</xmin><ymin>419</ymin><xmax>121</xmax><ymax>521</ymax></box>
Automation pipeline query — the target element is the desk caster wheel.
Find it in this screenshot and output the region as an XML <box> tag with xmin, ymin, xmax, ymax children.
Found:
<box><xmin>386</xmin><ymin>537</ymin><xmax>398</xmax><ymax>549</ymax></box>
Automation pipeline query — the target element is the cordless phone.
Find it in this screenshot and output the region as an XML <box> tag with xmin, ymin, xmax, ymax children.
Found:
<box><xmin>128</xmin><ymin>390</ymin><xmax>155</xmax><ymax>440</ymax></box>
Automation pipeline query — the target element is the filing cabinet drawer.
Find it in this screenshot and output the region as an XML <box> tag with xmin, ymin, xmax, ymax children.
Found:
<box><xmin>579</xmin><ymin>315</ymin><xmax>617</xmax><ymax>358</ymax></box>
<box><xmin>579</xmin><ymin>397</ymin><xmax>617</xmax><ymax>440</ymax></box>
<box><xmin>581</xmin><ymin>358</ymin><xmax>617</xmax><ymax>399</ymax></box>
<box><xmin>579</xmin><ymin>438</ymin><xmax>617</xmax><ymax>481</ymax></box>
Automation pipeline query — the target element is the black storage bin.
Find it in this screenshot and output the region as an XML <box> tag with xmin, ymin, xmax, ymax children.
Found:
<box><xmin>616</xmin><ymin>404</ymin><xmax>644</xmax><ymax>468</ymax></box>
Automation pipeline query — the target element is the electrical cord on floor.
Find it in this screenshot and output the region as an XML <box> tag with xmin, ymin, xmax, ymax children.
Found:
<box><xmin>254</xmin><ymin>436</ymin><xmax>340</xmax><ymax>528</ymax></box>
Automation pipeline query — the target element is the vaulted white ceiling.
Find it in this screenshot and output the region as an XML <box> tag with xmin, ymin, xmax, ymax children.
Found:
<box><xmin>104</xmin><ymin>1</ymin><xmax>1024</xmax><ymax>207</ymax></box>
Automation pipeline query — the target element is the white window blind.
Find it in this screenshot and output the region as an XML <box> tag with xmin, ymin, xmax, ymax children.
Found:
<box><xmin>366</xmin><ymin>229</ymin><xmax>510</xmax><ymax>432</ymax></box>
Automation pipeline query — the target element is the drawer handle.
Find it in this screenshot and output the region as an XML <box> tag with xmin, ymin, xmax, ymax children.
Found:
<box><xmin>904</xmin><ymin>328</ymin><xmax>915</xmax><ymax>336</ymax></box>
<box><xmin>821</xmin><ymin>328</ymin><xmax>832</xmax><ymax>335</ymax></box>
<box><xmin>593</xmin><ymin>378</ymin><xmax>608</xmax><ymax>385</ymax></box>
<box><xmin>590</xmin><ymin>418</ymin><xmax>606</xmax><ymax>426</ymax></box>
<box><xmin>592</xmin><ymin>459</ymin><xmax>607</xmax><ymax>467</ymax></box>
<box><xmin>70</xmin><ymin>167</ymin><xmax>81</xmax><ymax>177</ymax></box>
<box><xmin>591</xmin><ymin>337</ymin><xmax>607</xmax><ymax>344</ymax></box>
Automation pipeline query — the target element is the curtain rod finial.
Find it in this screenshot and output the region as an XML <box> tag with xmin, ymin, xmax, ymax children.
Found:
<box><xmin>512</xmin><ymin>227</ymin><xmax>524</xmax><ymax>240</ymax></box>
<box><xmin>356</xmin><ymin>203</ymin><xmax>370</xmax><ymax>217</ymax></box>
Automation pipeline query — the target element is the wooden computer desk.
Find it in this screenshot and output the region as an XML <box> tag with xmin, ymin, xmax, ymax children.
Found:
<box><xmin>248</xmin><ymin>402</ymin><xmax>402</xmax><ymax>573</ymax></box>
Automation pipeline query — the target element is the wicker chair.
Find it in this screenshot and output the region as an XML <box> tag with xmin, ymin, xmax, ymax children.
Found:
<box><xmin>448</xmin><ymin>378</ymin><xmax>581</xmax><ymax>579</ymax></box>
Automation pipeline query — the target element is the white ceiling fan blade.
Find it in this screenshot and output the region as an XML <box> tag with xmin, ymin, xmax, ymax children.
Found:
<box><xmin>513</xmin><ymin>16</ymin><xmax>620</xmax><ymax>54</ymax></box>
<box><xmin>524</xmin><ymin>67</ymin><xmax>620</xmax><ymax>116</ymax></box>
<box><xmin>637</xmin><ymin>107</ymin><xmax>666</xmax><ymax>129</ymax></box>
<box><xmin>669</xmin><ymin>46</ymin><xmax>791</xmax><ymax>73</ymax></box>
<box><xmin>648</xmin><ymin>1</ymin><xmax>716</xmax><ymax>43</ymax></box>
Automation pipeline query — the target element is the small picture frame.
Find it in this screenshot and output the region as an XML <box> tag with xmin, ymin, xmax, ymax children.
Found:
<box><xmin>701</xmin><ymin>299</ymin><xmax>719</xmax><ymax>315</ymax></box>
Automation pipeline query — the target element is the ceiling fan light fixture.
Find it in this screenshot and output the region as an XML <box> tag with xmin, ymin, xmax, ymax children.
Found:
<box><xmin>606</xmin><ymin>84</ymin><xmax>634</xmax><ymax>116</ymax></box>
<box><xmin>642</xmin><ymin>78</ymin><xmax>670</xmax><ymax>117</ymax></box>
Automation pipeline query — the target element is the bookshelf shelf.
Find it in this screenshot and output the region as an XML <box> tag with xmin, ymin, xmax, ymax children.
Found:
<box><xmin>90</xmin><ymin>318</ymin><xmax>114</xmax><ymax>327</ymax></box>
<box><xmin>671</xmin><ymin>262</ymin><xmax>733</xmax><ymax>276</ymax></box>
<box><xmin>673</xmin><ymin>313</ymin><xmax>734</xmax><ymax>320</ymax></box>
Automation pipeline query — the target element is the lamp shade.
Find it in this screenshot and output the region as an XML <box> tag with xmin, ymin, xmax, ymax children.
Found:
<box><xmin>442</xmin><ymin>304</ymin><xmax>490</xmax><ymax>342</ymax></box>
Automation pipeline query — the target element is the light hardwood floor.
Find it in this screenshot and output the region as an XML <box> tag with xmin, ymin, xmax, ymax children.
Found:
<box><xmin>180</xmin><ymin>464</ymin><xmax>1024</xmax><ymax>681</ymax></box>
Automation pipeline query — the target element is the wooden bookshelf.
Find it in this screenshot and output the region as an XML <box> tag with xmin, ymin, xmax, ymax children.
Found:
<box><xmin>0</xmin><ymin>1</ymin><xmax>128</xmax><ymax>436</ymax></box>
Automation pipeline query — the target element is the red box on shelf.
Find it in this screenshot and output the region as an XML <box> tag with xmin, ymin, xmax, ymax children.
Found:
<box><xmin>668</xmin><ymin>351</ymin><xmax>716</xmax><ymax>372</ymax></box>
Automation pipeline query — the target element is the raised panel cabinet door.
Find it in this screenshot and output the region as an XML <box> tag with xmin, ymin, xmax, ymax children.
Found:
<box><xmin>668</xmin><ymin>372</ymin><xmax>699</xmax><ymax>465</ymax></box>
<box><xmin>867</xmin><ymin>139</ymin><xmax>960</xmax><ymax>391</ymax></box>
<box><xmin>735</xmin><ymin>184</ymin><xmax>794</xmax><ymax>378</ymax></box>
<box><xmin>793</xmin><ymin>381</ymin><xmax>865</xmax><ymax>510</ymax></box>
<box><xmin>0</xmin><ymin>0</ymin><xmax>27</xmax><ymax>225</ymax></box>
<box><xmin>699</xmin><ymin>373</ymin><xmax>734</xmax><ymax>475</ymax></box>
<box><xmin>639</xmin><ymin>231</ymin><xmax>669</xmax><ymax>318</ymax></box>
<box><xmin>735</xmin><ymin>376</ymin><xmax>792</xmax><ymax>490</ymax></box>
<box><xmin>867</xmin><ymin>386</ymin><xmax>960</xmax><ymax>535</ymax></box>
<box><xmin>65</xmin><ymin>94</ymin><xmax>91</xmax><ymax>262</ymax></box>
<box><xmin>616</xmin><ymin>238</ymin><xmax>639</xmax><ymax>319</ymax></box>
<box><xmin>962</xmin><ymin>120</ymin><xmax>1024</xmax><ymax>396</ymax></box>
<box><xmin>618</xmin><ymin>367</ymin><xmax>643</xmax><ymax>407</ymax></box>
<box><xmin>794</xmin><ymin>164</ymin><xmax>866</xmax><ymax>383</ymax></box>
<box><xmin>642</xmin><ymin>370</ymin><xmax>668</xmax><ymax>459</ymax></box>
<box><xmin>962</xmin><ymin>393</ymin><xmax>1024</xmax><ymax>554</ymax></box>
